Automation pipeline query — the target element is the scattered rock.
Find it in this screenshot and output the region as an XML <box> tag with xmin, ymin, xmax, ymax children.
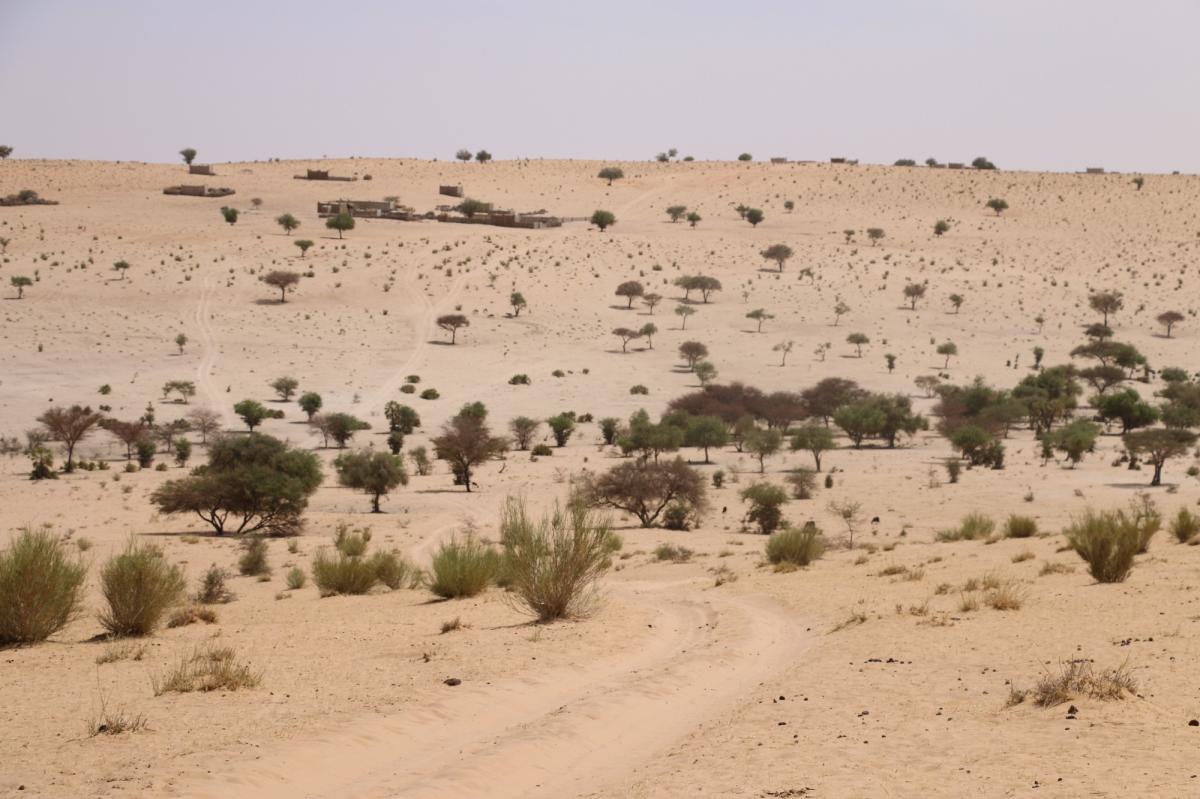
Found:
<box><xmin>444</xmin><ymin>677</ymin><xmax>461</xmax><ymax>686</ymax></box>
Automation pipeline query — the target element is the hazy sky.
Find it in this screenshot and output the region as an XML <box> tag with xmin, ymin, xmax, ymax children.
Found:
<box><xmin>2</xmin><ymin>0</ymin><xmax>1197</xmax><ymax>172</ymax></box>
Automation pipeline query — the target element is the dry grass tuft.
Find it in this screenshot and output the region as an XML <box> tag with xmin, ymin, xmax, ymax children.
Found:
<box><xmin>1027</xmin><ymin>660</ymin><xmax>1137</xmax><ymax>707</ymax></box>
<box><xmin>1011</xmin><ymin>550</ymin><xmax>1035</xmax><ymax>563</ymax></box>
<box><xmin>654</xmin><ymin>543</ymin><xmax>694</xmax><ymax>563</ymax></box>
<box><xmin>936</xmin><ymin>512</ymin><xmax>995</xmax><ymax>542</ymax></box>
<box><xmin>440</xmin><ymin>616</ymin><xmax>465</xmax><ymax>634</ymax></box>
<box><xmin>95</xmin><ymin>640</ymin><xmax>146</xmax><ymax>664</ymax></box>
<box><xmin>152</xmin><ymin>642</ymin><xmax>262</xmax><ymax>694</ymax></box>
<box><xmin>167</xmin><ymin>604</ymin><xmax>218</xmax><ymax>628</ymax></box>
<box><xmin>830</xmin><ymin>609</ymin><xmax>869</xmax><ymax>632</ymax></box>
<box><xmin>1039</xmin><ymin>561</ymin><xmax>1075</xmax><ymax>576</ymax></box>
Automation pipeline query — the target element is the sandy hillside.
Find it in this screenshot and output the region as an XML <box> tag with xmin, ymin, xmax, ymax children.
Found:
<box><xmin>1</xmin><ymin>157</ymin><xmax>1198</xmax><ymax>798</ymax></box>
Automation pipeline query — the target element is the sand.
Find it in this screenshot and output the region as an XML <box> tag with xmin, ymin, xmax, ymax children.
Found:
<box><xmin>0</xmin><ymin>157</ymin><xmax>1198</xmax><ymax>797</ymax></box>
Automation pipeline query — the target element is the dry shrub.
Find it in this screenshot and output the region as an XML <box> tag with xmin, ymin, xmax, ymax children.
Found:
<box><xmin>429</xmin><ymin>533</ymin><xmax>500</xmax><ymax>599</ymax></box>
<box><xmin>1169</xmin><ymin>508</ymin><xmax>1199</xmax><ymax>543</ymax></box>
<box><xmin>85</xmin><ymin>695</ymin><xmax>148</xmax><ymax>736</ymax></box>
<box><xmin>936</xmin><ymin>512</ymin><xmax>995</xmax><ymax>542</ymax></box>
<box><xmin>1011</xmin><ymin>550</ymin><xmax>1035</xmax><ymax>563</ymax></box>
<box><xmin>1064</xmin><ymin>508</ymin><xmax>1155</xmax><ymax>583</ymax></box>
<box><xmin>238</xmin><ymin>537</ymin><xmax>270</xmax><ymax>576</ymax></box>
<box><xmin>830</xmin><ymin>609</ymin><xmax>868</xmax><ymax>632</ymax></box>
<box><xmin>95</xmin><ymin>640</ymin><xmax>146</xmax><ymax>664</ymax></box>
<box><xmin>984</xmin><ymin>579</ymin><xmax>1027</xmax><ymax>610</ymax></box>
<box><xmin>1030</xmin><ymin>660</ymin><xmax>1137</xmax><ymax>707</ymax></box>
<box><xmin>499</xmin><ymin>499</ymin><xmax>616</xmax><ymax>621</ymax></box>
<box><xmin>654</xmin><ymin>543</ymin><xmax>693</xmax><ymax>563</ymax></box>
<box><xmin>312</xmin><ymin>547</ymin><xmax>377</xmax><ymax>596</ymax></box>
<box><xmin>766</xmin><ymin>523</ymin><xmax>825</xmax><ymax>568</ymax></box>
<box><xmin>1039</xmin><ymin>561</ymin><xmax>1075</xmax><ymax>576</ymax></box>
<box><xmin>440</xmin><ymin>616</ymin><xmax>464</xmax><ymax>634</ymax></box>
<box><xmin>957</xmin><ymin>592</ymin><xmax>979</xmax><ymax>612</ymax></box>
<box><xmin>0</xmin><ymin>526</ymin><xmax>87</xmax><ymax>645</ymax></box>
<box><xmin>98</xmin><ymin>539</ymin><xmax>186</xmax><ymax>636</ymax></box>
<box><xmin>195</xmin><ymin>565</ymin><xmax>232</xmax><ymax>604</ymax></box>
<box><xmin>370</xmin><ymin>550</ymin><xmax>421</xmax><ymax>589</ymax></box>
<box><xmin>1004</xmin><ymin>515</ymin><xmax>1038</xmax><ymax>538</ymax></box>
<box><xmin>152</xmin><ymin>642</ymin><xmax>261</xmax><ymax>694</ymax></box>
<box><xmin>285</xmin><ymin>566</ymin><xmax>307</xmax><ymax>590</ymax></box>
<box><xmin>167</xmin><ymin>604</ymin><xmax>218</xmax><ymax>628</ymax></box>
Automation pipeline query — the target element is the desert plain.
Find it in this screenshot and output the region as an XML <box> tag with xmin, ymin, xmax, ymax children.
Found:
<box><xmin>1</xmin><ymin>155</ymin><xmax>1199</xmax><ymax>798</ymax></box>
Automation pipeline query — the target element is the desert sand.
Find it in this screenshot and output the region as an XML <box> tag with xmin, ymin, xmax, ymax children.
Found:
<box><xmin>1</xmin><ymin>157</ymin><xmax>1199</xmax><ymax>798</ymax></box>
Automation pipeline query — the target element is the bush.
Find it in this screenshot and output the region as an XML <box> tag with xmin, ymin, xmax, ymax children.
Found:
<box><xmin>937</xmin><ymin>512</ymin><xmax>996</xmax><ymax>542</ymax></box>
<box><xmin>0</xmin><ymin>527</ymin><xmax>87</xmax><ymax>645</ymax></box>
<box><xmin>312</xmin><ymin>548</ymin><xmax>378</xmax><ymax>596</ymax></box>
<box><xmin>531</xmin><ymin>444</ymin><xmax>553</xmax><ymax>457</ymax></box>
<box><xmin>370</xmin><ymin>550</ymin><xmax>420</xmax><ymax>589</ymax></box>
<box><xmin>238</xmin><ymin>537</ymin><xmax>270</xmax><ymax>576</ymax></box>
<box><xmin>1064</xmin><ymin>508</ymin><xmax>1153</xmax><ymax>582</ymax></box>
<box><xmin>629</xmin><ymin>385</ymin><xmax>649</xmax><ymax>395</ymax></box>
<box><xmin>661</xmin><ymin>502</ymin><xmax>695</xmax><ymax>531</ymax></box>
<box><xmin>429</xmin><ymin>534</ymin><xmax>500</xmax><ymax>598</ymax></box>
<box><xmin>1004</xmin><ymin>515</ymin><xmax>1038</xmax><ymax>539</ymax></box>
<box><xmin>741</xmin><ymin>482</ymin><xmax>790</xmax><ymax>535</ymax></box>
<box><xmin>400</xmin><ymin>383</ymin><xmax>416</xmax><ymax>394</ymax></box>
<box><xmin>1028</xmin><ymin>660</ymin><xmax>1136</xmax><ymax>707</ymax></box>
<box><xmin>785</xmin><ymin>468</ymin><xmax>816</xmax><ymax>499</ymax></box>
<box><xmin>765</xmin><ymin>523</ymin><xmax>825</xmax><ymax>568</ymax></box>
<box><xmin>285</xmin><ymin>567</ymin><xmax>307</xmax><ymax>590</ymax></box>
<box><xmin>654</xmin><ymin>543</ymin><xmax>693</xmax><ymax>562</ymax></box>
<box><xmin>499</xmin><ymin>499</ymin><xmax>616</xmax><ymax>621</ymax></box>
<box><xmin>1170</xmin><ymin>508</ymin><xmax>1200</xmax><ymax>543</ymax></box>
<box><xmin>98</xmin><ymin>540</ymin><xmax>186</xmax><ymax>636</ymax></box>
<box><xmin>195</xmin><ymin>565</ymin><xmax>232</xmax><ymax>603</ymax></box>
<box><xmin>420</xmin><ymin>388</ymin><xmax>440</xmax><ymax>400</ymax></box>
<box><xmin>152</xmin><ymin>643</ymin><xmax>261</xmax><ymax>694</ymax></box>
<box><xmin>509</xmin><ymin>374</ymin><xmax>531</xmax><ymax>385</ymax></box>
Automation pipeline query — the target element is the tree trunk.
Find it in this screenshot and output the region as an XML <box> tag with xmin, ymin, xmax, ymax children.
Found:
<box><xmin>1152</xmin><ymin>461</ymin><xmax>1163</xmax><ymax>486</ymax></box>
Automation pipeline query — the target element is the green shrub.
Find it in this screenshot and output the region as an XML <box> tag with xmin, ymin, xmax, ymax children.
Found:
<box><xmin>420</xmin><ymin>388</ymin><xmax>440</xmax><ymax>400</ymax></box>
<box><xmin>285</xmin><ymin>567</ymin><xmax>307</xmax><ymax>590</ymax></box>
<box><xmin>400</xmin><ymin>383</ymin><xmax>416</xmax><ymax>394</ymax></box>
<box><xmin>238</xmin><ymin>537</ymin><xmax>270</xmax><ymax>576</ymax></box>
<box><xmin>661</xmin><ymin>502</ymin><xmax>694</xmax><ymax>531</ymax></box>
<box><xmin>370</xmin><ymin>550</ymin><xmax>421</xmax><ymax>589</ymax></box>
<box><xmin>766</xmin><ymin>523</ymin><xmax>825</xmax><ymax>568</ymax></box>
<box><xmin>0</xmin><ymin>526</ymin><xmax>87</xmax><ymax>645</ymax></box>
<box><xmin>1170</xmin><ymin>508</ymin><xmax>1200</xmax><ymax>543</ymax></box>
<box><xmin>741</xmin><ymin>482</ymin><xmax>790</xmax><ymax>535</ymax></box>
<box><xmin>1064</xmin><ymin>509</ymin><xmax>1151</xmax><ymax>583</ymax></box>
<box><xmin>429</xmin><ymin>534</ymin><xmax>499</xmax><ymax>598</ymax></box>
<box><xmin>531</xmin><ymin>444</ymin><xmax>553</xmax><ymax>457</ymax></box>
<box><xmin>195</xmin><ymin>565</ymin><xmax>231</xmax><ymax>603</ymax></box>
<box><xmin>499</xmin><ymin>499</ymin><xmax>615</xmax><ymax>621</ymax></box>
<box><xmin>311</xmin><ymin>548</ymin><xmax>378</xmax><ymax>596</ymax></box>
<box><xmin>334</xmin><ymin>525</ymin><xmax>370</xmax><ymax>557</ymax></box>
<box><xmin>98</xmin><ymin>540</ymin><xmax>186</xmax><ymax>636</ymax></box>
<box><xmin>937</xmin><ymin>512</ymin><xmax>996</xmax><ymax>541</ymax></box>
<box><xmin>1004</xmin><ymin>515</ymin><xmax>1038</xmax><ymax>539</ymax></box>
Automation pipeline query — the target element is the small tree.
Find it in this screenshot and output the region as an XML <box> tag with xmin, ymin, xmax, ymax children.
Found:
<box><xmin>615</xmin><ymin>280</ymin><xmax>644</xmax><ymax>308</ymax></box>
<box><xmin>642</xmin><ymin>292</ymin><xmax>662</xmax><ymax>314</ymax></box>
<box><xmin>384</xmin><ymin>401</ymin><xmax>420</xmax><ymax>434</ymax></box>
<box><xmin>784</xmin><ymin>200</ymin><xmax>795</xmax><ymax>212</ymax></box>
<box><xmin>221</xmin><ymin>206</ymin><xmax>239</xmax><ymax>225</ymax></box>
<box><xmin>746</xmin><ymin>308</ymin><xmax>774</xmax><ymax>332</ymax></box>
<box><xmin>294</xmin><ymin>239</ymin><xmax>314</xmax><ymax>257</ymax></box>
<box><xmin>509</xmin><ymin>416</ymin><xmax>540</xmax><ymax>450</ymax></box>
<box><xmin>298</xmin><ymin>391</ymin><xmax>323</xmax><ymax>421</ymax></box>
<box><xmin>694</xmin><ymin>361</ymin><xmax>717</xmax><ymax>386</ymax></box>
<box><xmin>38</xmin><ymin>405</ymin><xmax>103</xmax><ymax>472</ymax></box>
<box><xmin>639</xmin><ymin>322</ymin><xmax>658</xmax><ymax>348</ymax></box>
<box><xmin>986</xmin><ymin>198</ymin><xmax>1009</xmax><ymax>216</ymax></box>
<box><xmin>934</xmin><ymin>219</ymin><xmax>951</xmax><ymax>236</ymax></box>
<box><xmin>1132</xmin><ymin>176</ymin><xmax>1145</xmax><ymax>190</ymax></box>
<box><xmin>326</xmin><ymin>212</ymin><xmax>355</xmax><ymax>239</ymax></box>
<box><xmin>455</xmin><ymin>149</ymin><xmax>472</xmax><ymax>162</ymax></box>
<box><xmin>456</xmin><ymin>198</ymin><xmax>491</xmax><ymax>218</ymax></box>
<box><xmin>675</xmin><ymin>304</ymin><xmax>696</xmax><ymax>329</ymax></box>
<box><xmin>843</xmin><ymin>229</ymin><xmax>856</xmax><ymax>243</ymax></box>
<box><xmin>1089</xmin><ymin>291</ymin><xmax>1124</xmax><ymax>326</ymax></box>
<box><xmin>174</xmin><ymin>333</ymin><xmax>188</xmax><ymax>354</ymax></box>
<box><xmin>431</xmin><ymin>409</ymin><xmax>507</xmax><ymax>492</ymax></box>
<box><xmin>437</xmin><ymin>314</ymin><xmax>469</xmax><ymax>344</ymax></box>
<box><xmin>179</xmin><ymin>148</ymin><xmax>197</xmax><ymax>165</ymax></box>
<box><xmin>475</xmin><ymin>150</ymin><xmax>492</xmax><ymax>163</ymax></box>
<box><xmin>885</xmin><ymin>353</ymin><xmax>896</xmax><ymax>373</ymax></box>
<box><xmin>1052</xmin><ymin>419</ymin><xmax>1100</xmax><ymax>467</ymax></box>
<box><xmin>741</xmin><ymin>483</ymin><xmax>789</xmax><ymax>534</ymax></box>
<box><xmin>760</xmin><ymin>243</ymin><xmax>793</xmax><ymax>272</ymax></box>
<box><xmin>774</xmin><ymin>340</ymin><xmax>795</xmax><ymax>366</ymax></box>
<box><xmin>847</xmin><ymin>332</ymin><xmax>869</xmax><ymax>357</ymax></box>
<box><xmin>948</xmin><ymin>293</ymin><xmax>964</xmax><ymax>313</ymax></box>
<box><xmin>738</xmin><ymin>153</ymin><xmax>753</xmax><ymax>161</ymax></box>
<box><xmin>903</xmin><ymin>282</ymin><xmax>927</xmax><ymax>309</ymax></box>
<box><xmin>11</xmin><ymin>276</ymin><xmax>32</xmax><ymax>299</ymax></box>
<box><xmin>546</xmin><ymin>414</ymin><xmax>576</xmax><ymax>447</ymax></box>
<box><xmin>613</xmin><ymin>327</ymin><xmax>642</xmax><ymax>352</ymax></box>
<box><xmin>790</xmin><ymin>424</ymin><xmax>835</xmax><ymax>471</ymax></box>
<box><xmin>598</xmin><ymin>167</ymin><xmax>625</xmax><ymax>185</ymax></box>
<box><xmin>678</xmin><ymin>340</ymin><xmax>709</xmax><ymax>370</ymax></box>
<box><xmin>686</xmin><ymin>211</ymin><xmax>702</xmax><ymax>227</ymax></box>
<box><xmin>263</xmin><ymin>270</ymin><xmax>300</xmax><ymax>302</ymax></box>
<box><xmin>866</xmin><ymin>228</ymin><xmax>885</xmax><ymax>245</ymax></box>
<box><xmin>185</xmin><ymin>408</ymin><xmax>221</xmax><ymax>443</ymax></box>
<box><xmin>0</xmin><ymin>145</ymin><xmax>12</xmax><ymax>160</ymax></box>
<box><xmin>666</xmin><ymin>205</ymin><xmax>688</xmax><ymax>222</ymax></box>
<box><xmin>937</xmin><ymin>341</ymin><xmax>958</xmax><ymax>368</ymax></box>
<box><xmin>833</xmin><ymin>300</ymin><xmax>850</xmax><ymax>325</ymax></box>
<box><xmin>319</xmin><ymin>412</ymin><xmax>370</xmax><ymax>448</ymax></box>
<box><xmin>276</xmin><ymin>213</ymin><xmax>300</xmax><ymax>234</ymax></box>
<box><xmin>579</xmin><ymin>458</ymin><xmax>706</xmax><ymax>527</ymax></box>
<box><xmin>591</xmin><ymin>210</ymin><xmax>616</xmax><ymax>231</ymax></box>
<box><xmin>1156</xmin><ymin>310</ymin><xmax>1183</xmax><ymax>338</ymax></box>
<box><xmin>745</xmin><ymin>208</ymin><xmax>764</xmax><ymax>227</ymax></box>
<box><xmin>744</xmin><ymin>428</ymin><xmax>783</xmax><ymax>473</ymax></box>
<box><xmin>1124</xmin><ymin>428</ymin><xmax>1198</xmax><ymax>486</ymax></box>
<box><xmin>335</xmin><ymin>450</ymin><xmax>408</xmax><ymax>512</ymax></box>
<box><xmin>270</xmin><ymin>376</ymin><xmax>299</xmax><ymax>401</ymax></box>
<box><xmin>112</xmin><ymin>260</ymin><xmax>130</xmax><ymax>280</ymax></box>
<box><xmin>233</xmin><ymin>399</ymin><xmax>269</xmax><ymax>431</ymax></box>
<box><xmin>510</xmin><ymin>291</ymin><xmax>528</xmax><ymax>317</ymax></box>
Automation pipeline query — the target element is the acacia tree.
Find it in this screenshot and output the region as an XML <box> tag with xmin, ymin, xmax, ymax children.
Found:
<box><xmin>437</xmin><ymin>314</ymin><xmax>469</xmax><ymax>344</ymax></box>
<box><xmin>151</xmin><ymin>433</ymin><xmax>322</xmax><ymax>535</ymax></box>
<box><xmin>0</xmin><ymin>145</ymin><xmax>13</xmax><ymax>159</ymax></box>
<box><xmin>179</xmin><ymin>148</ymin><xmax>197</xmax><ymax>165</ymax></box>
<box><xmin>760</xmin><ymin>244</ymin><xmax>794</xmax><ymax>272</ymax></box>
<box><xmin>508</xmin><ymin>416</ymin><xmax>540</xmax><ymax>450</ymax></box>
<box><xmin>746</xmin><ymin>308</ymin><xmax>774</xmax><ymax>332</ymax></box>
<box><xmin>1124</xmin><ymin>428</ymin><xmax>1198</xmax><ymax>486</ymax></box>
<box><xmin>678</xmin><ymin>340</ymin><xmax>708</xmax><ymax>369</ymax></box>
<box><xmin>475</xmin><ymin>150</ymin><xmax>492</xmax><ymax>163</ymax></box>
<box><xmin>598</xmin><ymin>167</ymin><xmax>625</xmax><ymax>185</ymax></box>
<box><xmin>745</xmin><ymin>208</ymin><xmax>764</xmax><ymax>227</ymax></box>
<box><xmin>986</xmin><ymin>198</ymin><xmax>1009</xmax><ymax>215</ymax></box>
<box><xmin>326</xmin><ymin>212</ymin><xmax>355</xmax><ymax>239</ymax></box>
<box><xmin>774</xmin><ymin>339</ymin><xmax>795</xmax><ymax>366</ymax></box>
<box><xmin>510</xmin><ymin>291</ymin><xmax>528</xmax><ymax>317</ymax></box>
<box><xmin>294</xmin><ymin>239</ymin><xmax>314</xmax><ymax>257</ymax></box>
<box><xmin>175</xmin><ymin>333</ymin><xmax>188</xmax><ymax>354</ymax></box>
<box><xmin>847</xmin><ymin>332</ymin><xmax>869</xmax><ymax>357</ymax></box>
<box><xmin>642</xmin><ymin>292</ymin><xmax>662</xmax><ymax>314</ymax></box>
<box><xmin>186</xmin><ymin>407</ymin><xmax>222</xmax><ymax>443</ymax></box>
<box><xmin>934</xmin><ymin>219</ymin><xmax>951</xmax><ymax>236</ymax></box>
<box><xmin>263</xmin><ymin>270</ymin><xmax>300</xmax><ymax>302</ymax></box>
<box><xmin>866</xmin><ymin>228</ymin><xmax>885</xmax><ymax>245</ymax></box>
<box><xmin>221</xmin><ymin>206</ymin><xmax>239</xmax><ymax>225</ymax></box>
<box><xmin>833</xmin><ymin>300</ymin><xmax>850</xmax><ymax>325</ymax></box>
<box><xmin>937</xmin><ymin>341</ymin><xmax>958</xmax><ymax>368</ymax></box>
<box><xmin>615</xmin><ymin>280</ymin><xmax>644</xmax><ymax>308</ymax></box>
<box><xmin>639</xmin><ymin>322</ymin><xmax>658</xmax><ymax>348</ymax></box>
<box><xmin>666</xmin><ymin>205</ymin><xmax>688</xmax><ymax>222</ymax></box>
<box><xmin>38</xmin><ymin>405</ymin><xmax>103</xmax><ymax>471</ymax></box>
<box><xmin>1089</xmin><ymin>291</ymin><xmax>1124</xmax><ymax>326</ymax></box>
<box><xmin>270</xmin><ymin>376</ymin><xmax>299</xmax><ymax>401</ymax></box>
<box><xmin>1157</xmin><ymin>310</ymin><xmax>1183</xmax><ymax>337</ymax></box>
<box><xmin>233</xmin><ymin>399</ymin><xmax>270</xmax><ymax>431</ymax></box>
<box><xmin>431</xmin><ymin>408</ymin><xmax>507</xmax><ymax>492</ymax></box>
<box><xmin>903</xmin><ymin>283</ymin><xmax>927</xmax><ymax>309</ymax></box>
<box><xmin>276</xmin><ymin>213</ymin><xmax>300</xmax><ymax>234</ymax></box>
<box><xmin>578</xmin><ymin>458</ymin><xmax>706</xmax><ymax>527</ymax></box>
<box><xmin>298</xmin><ymin>391</ymin><xmax>323</xmax><ymax>421</ymax></box>
<box><xmin>102</xmin><ymin>418</ymin><xmax>149</xmax><ymax>460</ymax></box>
<box><xmin>546</xmin><ymin>414</ymin><xmax>576</xmax><ymax>446</ymax></box>
<box><xmin>612</xmin><ymin>327</ymin><xmax>642</xmax><ymax>352</ymax></box>
<box><xmin>686</xmin><ymin>211</ymin><xmax>701</xmax><ymax>227</ymax></box>
<box><xmin>591</xmin><ymin>210</ymin><xmax>616</xmax><ymax>231</ymax></box>
<box><xmin>948</xmin><ymin>293</ymin><xmax>964</xmax><ymax>313</ymax></box>
<box><xmin>674</xmin><ymin>304</ymin><xmax>696</xmax><ymax>328</ymax></box>
<box><xmin>455</xmin><ymin>149</ymin><xmax>472</xmax><ymax>162</ymax></box>
<box><xmin>11</xmin><ymin>276</ymin><xmax>32</xmax><ymax>299</ymax></box>
<box><xmin>790</xmin><ymin>423</ymin><xmax>836</xmax><ymax>471</ymax></box>
<box><xmin>335</xmin><ymin>449</ymin><xmax>407</xmax><ymax>512</ymax></box>
<box><xmin>112</xmin><ymin>260</ymin><xmax>130</xmax><ymax>280</ymax></box>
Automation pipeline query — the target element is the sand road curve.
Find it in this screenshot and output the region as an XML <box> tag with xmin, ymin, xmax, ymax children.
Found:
<box><xmin>173</xmin><ymin>582</ymin><xmax>807</xmax><ymax>799</ymax></box>
<box><xmin>191</xmin><ymin>277</ymin><xmax>227</xmax><ymax>423</ymax></box>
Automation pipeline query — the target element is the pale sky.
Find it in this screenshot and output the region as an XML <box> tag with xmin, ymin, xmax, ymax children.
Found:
<box><xmin>1</xmin><ymin>0</ymin><xmax>1197</xmax><ymax>172</ymax></box>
